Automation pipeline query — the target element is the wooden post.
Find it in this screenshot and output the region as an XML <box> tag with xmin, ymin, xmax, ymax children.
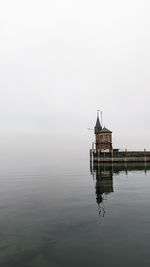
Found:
<box><xmin>125</xmin><ymin>149</ymin><xmax>127</xmax><ymax>169</ymax></box>
<box><xmin>144</xmin><ymin>149</ymin><xmax>147</xmax><ymax>167</ymax></box>
<box><xmin>90</xmin><ymin>149</ymin><xmax>92</xmax><ymax>162</ymax></box>
<box><xmin>111</xmin><ymin>149</ymin><xmax>113</xmax><ymax>164</ymax></box>
<box><xmin>125</xmin><ymin>148</ymin><xmax>127</xmax><ymax>163</ymax></box>
<box><xmin>144</xmin><ymin>149</ymin><xmax>146</xmax><ymax>161</ymax></box>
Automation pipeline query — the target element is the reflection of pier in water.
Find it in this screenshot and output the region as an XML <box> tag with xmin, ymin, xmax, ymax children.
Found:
<box><xmin>90</xmin><ymin>162</ymin><xmax>150</xmax><ymax>217</ymax></box>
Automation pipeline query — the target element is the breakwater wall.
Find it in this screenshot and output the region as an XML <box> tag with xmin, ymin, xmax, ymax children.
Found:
<box><xmin>91</xmin><ymin>150</ymin><xmax>150</xmax><ymax>163</ymax></box>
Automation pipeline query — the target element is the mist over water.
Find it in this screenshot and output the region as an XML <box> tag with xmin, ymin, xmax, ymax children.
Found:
<box><xmin>0</xmin><ymin>134</ymin><xmax>149</xmax><ymax>266</ymax></box>
<box><xmin>1</xmin><ymin>0</ymin><xmax>150</xmax><ymax>265</ymax></box>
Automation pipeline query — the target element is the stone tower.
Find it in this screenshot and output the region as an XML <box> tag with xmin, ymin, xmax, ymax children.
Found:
<box><xmin>94</xmin><ymin>113</ymin><xmax>112</xmax><ymax>152</ymax></box>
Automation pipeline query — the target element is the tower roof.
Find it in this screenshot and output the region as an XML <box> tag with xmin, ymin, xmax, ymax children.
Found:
<box><xmin>100</xmin><ymin>127</ymin><xmax>112</xmax><ymax>133</ymax></box>
<box><xmin>94</xmin><ymin>115</ymin><xmax>102</xmax><ymax>134</ymax></box>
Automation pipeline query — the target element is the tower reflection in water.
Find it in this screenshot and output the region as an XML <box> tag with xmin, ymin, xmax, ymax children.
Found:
<box><xmin>90</xmin><ymin>162</ymin><xmax>150</xmax><ymax>217</ymax></box>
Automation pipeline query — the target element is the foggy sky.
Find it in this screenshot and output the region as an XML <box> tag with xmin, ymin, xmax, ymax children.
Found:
<box><xmin>0</xmin><ymin>0</ymin><xmax>150</xmax><ymax>150</ymax></box>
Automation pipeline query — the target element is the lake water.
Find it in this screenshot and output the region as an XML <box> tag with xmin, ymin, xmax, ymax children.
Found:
<box><xmin>0</xmin><ymin>138</ymin><xmax>150</xmax><ymax>266</ymax></box>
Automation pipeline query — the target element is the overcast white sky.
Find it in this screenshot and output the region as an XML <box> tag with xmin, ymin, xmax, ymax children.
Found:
<box><xmin>0</xmin><ymin>0</ymin><xmax>150</xmax><ymax>150</ymax></box>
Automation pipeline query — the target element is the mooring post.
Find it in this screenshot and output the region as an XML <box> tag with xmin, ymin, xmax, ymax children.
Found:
<box><xmin>90</xmin><ymin>149</ymin><xmax>92</xmax><ymax>162</ymax></box>
<box><xmin>111</xmin><ymin>149</ymin><xmax>113</xmax><ymax>163</ymax></box>
<box><xmin>144</xmin><ymin>148</ymin><xmax>147</xmax><ymax>164</ymax></box>
<box><xmin>125</xmin><ymin>148</ymin><xmax>127</xmax><ymax>163</ymax></box>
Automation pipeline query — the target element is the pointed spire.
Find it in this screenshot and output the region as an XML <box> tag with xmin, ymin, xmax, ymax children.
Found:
<box><xmin>95</xmin><ymin>111</ymin><xmax>102</xmax><ymax>134</ymax></box>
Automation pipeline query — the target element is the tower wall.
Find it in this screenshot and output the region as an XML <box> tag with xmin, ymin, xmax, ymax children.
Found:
<box><xmin>95</xmin><ymin>132</ymin><xmax>112</xmax><ymax>152</ymax></box>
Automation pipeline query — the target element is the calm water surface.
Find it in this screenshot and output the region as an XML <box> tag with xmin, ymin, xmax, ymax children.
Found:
<box><xmin>0</xmin><ymin>140</ymin><xmax>150</xmax><ymax>266</ymax></box>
